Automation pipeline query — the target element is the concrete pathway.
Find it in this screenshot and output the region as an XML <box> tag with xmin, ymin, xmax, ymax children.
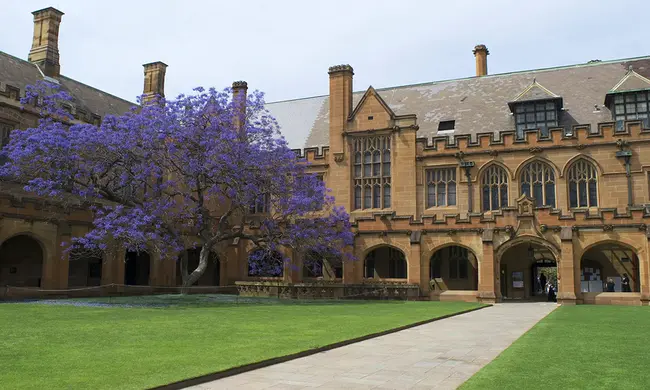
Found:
<box><xmin>187</xmin><ymin>302</ymin><xmax>557</xmax><ymax>390</ymax></box>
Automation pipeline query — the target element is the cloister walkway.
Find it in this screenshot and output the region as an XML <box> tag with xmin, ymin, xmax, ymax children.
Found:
<box><xmin>187</xmin><ymin>302</ymin><xmax>557</xmax><ymax>390</ymax></box>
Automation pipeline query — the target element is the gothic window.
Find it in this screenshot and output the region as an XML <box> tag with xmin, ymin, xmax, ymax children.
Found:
<box><xmin>568</xmin><ymin>159</ymin><xmax>598</xmax><ymax>208</ymax></box>
<box><xmin>520</xmin><ymin>161</ymin><xmax>556</xmax><ymax>207</ymax></box>
<box><xmin>611</xmin><ymin>91</ymin><xmax>650</xmax><ymax>131</ymax></box>
<box><xmin>481</xmin><ymin>165</ymin><xmax>509</xmax><ymax>211</ymax></box>
<box><xmin>353</xmin><ymin>135</ymin><xmax>391</xmax><ymax>210</ymax></box>
<box><xmin>0</xmin><ymin>122</ymin><xmax>13</xmax><ymax>148</ymax></box>
<box><xmin>426</xmin><ymin>168</ymin><xmax>457</xmax><ymax>208</ymax></box>
<box><xmin>514</xmin><ymin>100</ymin><xmax>559</xmax><ymax>138</ymax></box>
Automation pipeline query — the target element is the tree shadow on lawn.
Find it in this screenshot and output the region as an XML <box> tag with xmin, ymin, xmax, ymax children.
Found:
<box><xmin>14</xmin><ymin>293</ymin><xmax>416</xmax><ymax>309</ymax></box>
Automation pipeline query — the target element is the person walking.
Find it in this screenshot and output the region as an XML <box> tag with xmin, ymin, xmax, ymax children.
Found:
<box><xmin>622</xmin><ymin>274</ymin><xmax>631</xmax><ymax>292</ymax></box>
<box><xmin>539</xmin><ymin>272</ymin><xmax>547</xmax><ymax>295</ymax></box>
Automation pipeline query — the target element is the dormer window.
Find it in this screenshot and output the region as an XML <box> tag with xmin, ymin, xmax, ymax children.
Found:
<box><xmin>508</xmin><ymin>79</ymin><xmax>562</xmax><ymax>139</ymax></box>
<box><xmin>513</xmin><ymin>100</ymin><xmax>559</xmax><ymax>138</ymax></box>
<box><xmin>610</xmin><ymin>91</ymin><xmax>649</xmax><ymax>131</ymax></box>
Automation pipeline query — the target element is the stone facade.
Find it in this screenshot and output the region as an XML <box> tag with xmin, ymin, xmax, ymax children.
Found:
<box><xmin>2</xmin><ymin>8</ymin><xmax>650</xmax><ymax>305</ymax></box>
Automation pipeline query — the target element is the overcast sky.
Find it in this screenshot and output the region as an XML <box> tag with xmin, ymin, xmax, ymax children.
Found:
<box><xmin>2</xmin><ymin>1</ymin><xmax>649</xmax><ymax>104</ymax></box>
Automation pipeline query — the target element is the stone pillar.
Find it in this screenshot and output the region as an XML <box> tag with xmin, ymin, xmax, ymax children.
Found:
<box><xmin>150</xmin><ymin>252</ymin><xmax>175</xmax><ymax>287</ymax></box>
<box><xmin>342</xmin><ymin>245</ymin><xmax>356</xmax><ymax>284</ymax></box>
<box><xmin>101</xmin><ymin>247</ymin><xmax>125</xmax><ymax>285</ymax></box>
<box><xmin>40</xmin><ymin>222</ymin><xmax>63</xmax><ymax>290</ymax></box>
<box><xmin>557</xmin><ymin>227</ymin><xmax>577</xmax><ymax>305</ymax></box>
<box><xmin>54</xmin><ymin>222</ymin><xmax>71</xmax><ymax>289</ymax></box>
<box><xmin>640</xmin><ymin>238</ymin><xmax>650</xmax><ymax>305</ymax></box>
<box><xmin>408</xmin><ymin>239</ymin><xmax>421</xmax><ymax>286</ymax></box>
<box><xmin>291</xmin><ymin>250</ymin><xmax>304</xmax><ymax>283</ymax></box>
<box><xmin>478</xmin><ymin>229</ymin><xmax>498</xmax><ymax>303</ymax></box>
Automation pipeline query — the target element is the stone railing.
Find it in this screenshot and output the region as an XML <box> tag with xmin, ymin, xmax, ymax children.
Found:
<box><xmin>235</xmin><ymin>280</ymin><xmax>420</xmax><ymax>300</ymax></box>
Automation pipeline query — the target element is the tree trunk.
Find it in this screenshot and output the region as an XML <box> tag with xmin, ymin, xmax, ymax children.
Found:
<box><xmin>181</xmin><ymin>244</ymin><xmax>210</xmax><ymax>294</ymax></box>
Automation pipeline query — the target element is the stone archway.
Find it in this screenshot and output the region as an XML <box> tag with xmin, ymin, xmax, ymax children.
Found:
<box><xmin>580</xmin><ymin>242</ymin><xmax>640</xmax><ymax>293</ymax></box>
<box><xmin>0</xmin><ymin>235</ymin><xmax>44</xmax><ymax>287</ymax></box>
<box><xmin>364</xmin><ymin>246</ymin><xmax>407</xmax><ymax>279</ymax></box>
<box><xmin>429</xmin><ymin>245</ymin><xmax>478</xmax><ymax>291</ymax></box>
<box><xmin>176</xmin><ymin>248</ymin><xmax>220</xmax><ymax>286</ymax></box>
<box><xmin>496</xmin><ymin>237</ymin><xmax>559</xmax><ymax>300</ymax></box>
<box><xmin>303</xmin><ymin>250</ymin><xmax>343</xmax><ymax>280</ymax></box>
<box><xmin>124</xmin><ymin>251</ymin><xmax>150</xmax><ymax>286</ymax></box>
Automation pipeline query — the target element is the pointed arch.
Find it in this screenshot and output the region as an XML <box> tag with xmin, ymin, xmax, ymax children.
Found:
<box><xmin>479</xmin><ymin>162</ymin><xmax>510</xmax><ymax>211</ymax></box>
<box><xmin>514</xmin><ymin>156</ymin><xmax>560</xmax><ymax>179</ymax></box>
<box><xmin>561</xmin><ymin>154</ymin><xmax>604</xmax><ymax>178</ymax></box>
<box><xmin>565</xmin><ymin>157</ymin><xmax>599</xmax><ymax>208</ymax></box>
<box><xmin>518</xmin><ymin>159</ymin><xmax>557</xmax><ymax>207</ymax></box>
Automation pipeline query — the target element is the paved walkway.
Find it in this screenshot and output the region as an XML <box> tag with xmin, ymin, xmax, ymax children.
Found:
<box><xmin>187</xmin><ymin>303</ymin><xmax>557</xmax><ymax>390</ymax></box>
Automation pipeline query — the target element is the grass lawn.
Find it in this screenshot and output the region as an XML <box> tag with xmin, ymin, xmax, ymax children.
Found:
<box><xmin>462</xmin><ymin>305</ymin><xmax>650</xmax><ymax>390</ymax></box>
<box><xmin>0</xmin><ymin>295</ymin><xmax>481</xmax><ymax>389</ymax></box>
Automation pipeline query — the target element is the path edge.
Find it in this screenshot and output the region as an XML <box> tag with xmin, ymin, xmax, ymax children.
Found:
<box><xmin>150</xmin><ymin>304</ymin><xmax>490</xmax><ymax>390</ymax></box>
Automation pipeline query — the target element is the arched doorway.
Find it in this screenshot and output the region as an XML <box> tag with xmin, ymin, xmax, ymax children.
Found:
<box><xmin>124</xmin><ymin>251</ymin><xmax>150</xmax><ymax>285</ymax></box>
<box><xmin>429</xmin><ymin>245</ymin><xmax>478</xmax><ymax>291</ymax></box>
<box><xmin>176</xmin><ymin>248</ymin><xmax>220</xmax><ymax>286</ymax></box>
<box><xmin>364</xmin><ymin>246</ymin><xmax>407</xmax><ymax>279</ymax></box>
<box><xmin>499</xmin><ymin>239</ymin><xmax>558</xmax><ymax>300</ymax></box>
<box><xmin>248</xmin><ymin>249</ymin><xmax>283</xmax><ymax>277</ymax></box>
<box><xmin>0</xmin><ymin>235</ymin><xmax>43</xmax><ymax>287</ymax></box>
<box><xmin>580</xmin><ymin>243</ymin><xmax>639</xmax><ymax>293</ymax></box>
<box><xmin>68</xmin><ymin>247</ymin><xmax>103</xmax><ymax>287</ymax></box>
<box><xmin>303</xmin><ymin>250</ymin><xmax>343</xmax><ymax>280</ymax></box>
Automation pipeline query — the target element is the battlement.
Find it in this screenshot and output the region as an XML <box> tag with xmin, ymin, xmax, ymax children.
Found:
<box><xmin>416</xmin><ymin>120</ymin><xmax>650</xmax><ymax>157</ymax></box>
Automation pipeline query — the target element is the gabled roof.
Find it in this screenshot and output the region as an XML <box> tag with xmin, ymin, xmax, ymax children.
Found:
<box><xmin>0</xmin><ymin>50</ymin><xmax>136</xmax><ymax>121</ymax></box>
<box><xmin>604</xmin><ymin>66</ymin><xmax>650</xmax><ymax>105</ymax></box>
<box><xmin>349</xmin><ymin>86</ymin><xmax>395</xmax><ymax>120</ymax></box>
<box><xmin>507</xmin><ymin>79</ymin><xmax>563</xmax><ymax>112</ymax></box>
<box><xmin>266</xmin><ymin>56</ymin><xmax>650</xmax><ymax>149</ymax></box>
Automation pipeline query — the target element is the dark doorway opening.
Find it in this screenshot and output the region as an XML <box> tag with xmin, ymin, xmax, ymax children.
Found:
<box><xmin>124</xmin><ymin>251</ymin><xmax>150</xmax><ymax>285</ymax></box>
<box><xmin>531</xmin><ymin>259</ymin><xmax>557</xmax><ymax>298</ymax></box>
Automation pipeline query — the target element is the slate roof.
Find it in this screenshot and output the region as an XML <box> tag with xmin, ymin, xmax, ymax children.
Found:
<box><xmin>0</xmin><ymin>50</ymin><xmax>136</xmax><ymax>119</ymax></box>
<box><xmin>266</xmin><ymin>56</ymin><xmax>650</xmax><ymax>150</ymax></box>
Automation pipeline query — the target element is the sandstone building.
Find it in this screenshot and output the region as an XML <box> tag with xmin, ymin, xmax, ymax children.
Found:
<box><xmin>2</xmin><ymin>7</ymin><xmax>650</xmax><ymax>305</ymax></box>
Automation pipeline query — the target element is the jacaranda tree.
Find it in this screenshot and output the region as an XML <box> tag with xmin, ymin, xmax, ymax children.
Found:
<box><xmin>1</xmin><ymin>81</ymin><xmax>354</xmax><ymax>289</ymax></box>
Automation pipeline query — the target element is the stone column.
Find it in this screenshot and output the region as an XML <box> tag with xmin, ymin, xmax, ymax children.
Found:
<box><xmin>40</xmin><ymin>221</ymin><xmax>63</xmax><ymax>290</ymax></box>
<box><xmin>101</xmin><ymin>247</ymin><xmax>125</xmax><ymax>286</ymax></box>
<box><xmin>557</xmin><ymin>227</ymin><xmax>577</xmax><ymax>305</ymax></box>
<box><xmin>408</xmin><ymin>239</ymin><xmax>421</xmax><ymax>285</ymax></box>
<box><xmin>640</xmin><ymin>235</ymin><xmax>650</xmax><ymax>305</ymax></box>
<box><xmin>478</xmin><ymin>229</ymin><xmax>498</xmax><ymax>303</ymax></box>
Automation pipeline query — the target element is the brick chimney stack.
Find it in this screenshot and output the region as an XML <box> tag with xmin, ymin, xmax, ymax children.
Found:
<box><xmin>142</xmin><ymin>62</ymin><xmax>168</xmax><ymax>104</ymax></box>
<box><xmin>232</xmin><ymin>81</ymin><xmax>248</xmax><ymax>132</ymax></box>
<box><xmin>28</xmin><ymin>7</ymin><xmax>64</xmax><ymax>78</ymax></box>
<box><xmin>473</xmin><ymin>44</ymin><xmax>489</xmax><ymax>77</ymax></box>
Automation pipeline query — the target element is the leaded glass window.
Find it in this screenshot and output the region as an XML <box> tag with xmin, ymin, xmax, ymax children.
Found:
<box><xmin>612</xmin><ymin>91</ymin><xmax>650</xmax><ymax>132</ymax></box>
<box><xmin>481</xmin><ymin>165</ymin><xmax>508</xmax><ymax>211</ymax></box>
<box><xmin>520</xmin><ymin>161</ymin><xmax>556</xmax><ymax>207</ymax></box>
<box><xmin>353</xmin><ymin>135</ymin><xmax>391</xmax><ymax>210</ymax></box>
<box><xmin>568</xmin><ymin>159</ymin><xmax>598</xmax><ymax>208</ymax></box>
<box><xmin>426</xmin><ymin>168</ymin><xmax>457</xmax><ymax>207</ymax></box>
<box><xmin>514</xmin><ymin>100</ymin><xmax>559</xmax><ymax>138</ymax></box>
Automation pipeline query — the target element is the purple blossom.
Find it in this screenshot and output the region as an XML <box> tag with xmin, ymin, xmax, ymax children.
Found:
<box><xmin>2</xmin><ymin>81</ymin><xmax>355</xmax><ymax>287</ymax></box>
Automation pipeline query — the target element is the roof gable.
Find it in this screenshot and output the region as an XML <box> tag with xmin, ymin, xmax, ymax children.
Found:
<box><xmin>348</xmin><ymin>86</ymin><xmax>395</xmax><ymax>132</ymax></box>
<box><xmin>510</xmin><ymin>79</ymin><xmax>560</xmax><ymax>102</ymax></box>
<box><xmin>604</xmin><ymin>66</ymin><xmax>650</xmax><ymax>105</ymax></box>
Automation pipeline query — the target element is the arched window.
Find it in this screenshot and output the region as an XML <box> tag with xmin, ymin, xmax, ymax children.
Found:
<box><xmin>520</xmin><ymin>161</ymin><xmax>556</xmax><ymax>207</ymax></box>
<box><xmin>567</xmin><ymin>159</ymin><xmax>598</xmax><ymax>208</ymax></box>
<box><xmin>481</xmin><ymin>165</ymin><xmax>509</xmax><ymax>211</ymax></box>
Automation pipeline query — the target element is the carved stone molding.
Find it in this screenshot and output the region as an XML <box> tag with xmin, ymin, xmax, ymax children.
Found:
<box><xmin>333</xmin><ymin>152</ymin><xmax>344</xmax><ymax>163</ymax></box>
<box><xmin>487</xmin><ymin>150</ymin><xmax>499</xmax><ymax>157</ymax></box>
<box><xmin>602</xmin><ymin>224</ymin><xmax>614</xmax><ymax>232</ymax></box>
<box><xmin>574</xmin><ymin>144</ymin><xmax>587</xmax><ymax>150</ymax></box>
<box><xmin>529</xmin><ymin>147</ymin><xmax>543</xmax><ymax>154</ymax></box>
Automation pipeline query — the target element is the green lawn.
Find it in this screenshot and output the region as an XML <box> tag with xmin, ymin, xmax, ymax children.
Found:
<box><xmin>462</xmin><ymin>305</ymin><xmax>650</xmax><ymax>390</ymax></box>
<box><xmin>0</xmin><ymin>295</ymin><xmax>480</xmax><ymax>389</ymax></box>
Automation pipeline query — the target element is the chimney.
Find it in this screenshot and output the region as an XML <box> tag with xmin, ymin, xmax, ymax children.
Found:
<box><xmin>142</xmin><ymin>62</ymin><xmax>168</xmax><ymax>104</ymax></box>
<box><xmin>232</xmin><ymin>81</ymin><xmax>248</xmax><ymax>132</ymax></box>
<box><xmin>28</xmin><ymin>7</ymin><xmax>64</xmax><ymax>78</ymax></box>
<box><xmin>473</xmin><ymin>44</ymin><xmax>489</xmax><ymax>77</ymax></box>
<box><xmin>328</xmin><ymin>65</ymin><xmax>354</xmax><ymax>156</ymax></box>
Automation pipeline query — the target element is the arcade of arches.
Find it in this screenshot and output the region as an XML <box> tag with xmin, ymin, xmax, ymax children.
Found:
<box><xmin>1</xmin><ymin>225</ymin><xmax>649</xmax><ymax>306</ymax></box>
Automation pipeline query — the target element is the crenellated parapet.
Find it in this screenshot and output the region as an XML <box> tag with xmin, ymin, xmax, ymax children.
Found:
<box><xmin>416</xmin><ymin>121</ymin><xmax>649</xmax><ymax>158</ymax></box>
<box><xmin>292</xmin><ymin>146</ymin><xmax>330</xmax><ymax>165</ymax></box>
